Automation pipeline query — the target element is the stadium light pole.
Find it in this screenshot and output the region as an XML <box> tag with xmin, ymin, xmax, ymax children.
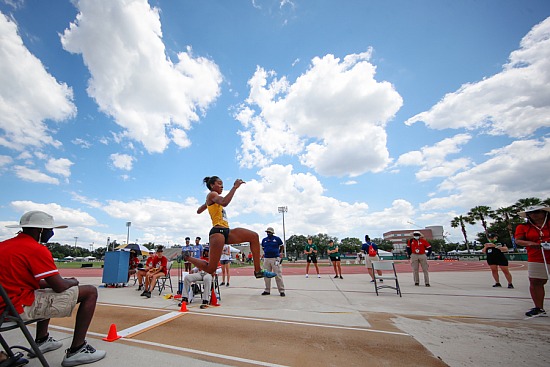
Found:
<box><xmin>126</xmin><ymin>221</ymin><xmax>131</xmax><ymax>245</ymax></box>
<box><xmin>107</xmin><ymin>236</ymin><xmax>110</xmax><ymax>252</ymax></box>
<box><xmin>278</xmin><ymin>206</ymin><xmax>288</xmax><ymax>258</ymax></box>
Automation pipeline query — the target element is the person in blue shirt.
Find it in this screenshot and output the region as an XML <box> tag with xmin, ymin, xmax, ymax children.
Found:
<box><xmin>193</xmin><ymin>237</ymin><xmax>203</xmax><ymax>258</ymax></box>
<box><xmin>181</xmin><ymin>237</ymin><xmax>193</xmax><ymax>272</ymax></box>
<box><xmin>260</xmin><ymin>227</ymin><xmax>286</xmax><ymax>296</ymax></box>
<box><xmin>362</xmin><ymin>235</ymin><xmax>382</xmax><ymax>283</ymax></box>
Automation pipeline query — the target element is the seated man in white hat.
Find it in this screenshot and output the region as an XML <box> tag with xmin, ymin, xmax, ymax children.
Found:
<box><xmin>1</xmin><ymin>211</ymin><xmax>106</xmax><ymax>366</ymax></box>
<box><xmin>181</xmin><ymin>247</ymin><xmax>221</xmax><ymax>309</ymax></box>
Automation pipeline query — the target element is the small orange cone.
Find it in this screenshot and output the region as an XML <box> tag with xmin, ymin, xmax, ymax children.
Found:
<box><xmin>210</xmin><ymin>288</ymin><xmax>220</xmax><ymax>307</ymax></box>
<box><xmin>179</xmin><ymin>300</ymin><xmax>188</xmax><ymax>312</ymax></box>
<box><xmin>102</xmin><ymin>323</ymin><xmax>121</xmax><ymax>342</ymax></box>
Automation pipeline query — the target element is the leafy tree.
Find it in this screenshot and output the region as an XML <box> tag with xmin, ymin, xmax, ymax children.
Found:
<box><xmin>514</xmin><ymin>197</ymin><xmax>542</xmax><ymax>210</ymax></box>
<box><xmin>372</xmin><ymin>238</ymin><xmax>393</xmax><ymax>252</ymax></box>
<box><xmin>488</xmin><ymin>205</ymin><xmax>522</xmax><ymax>247</ymax></box>
<box><xmin>427</xmin><ymin>239</ymin><xmax>446</xmax><ymax>253</ymax></box>
<box><xmin>340</xmin><ymin>237</ymin><xmax>362</xmax><ymax>254</ymax></box>
<box><xmin>450</xmin><ymin>215</ymin><xmax>475</xmax><ymax>251</ymax></box>
<box><xmin>468</xmin><ymin>206</ymin><xmax>493</xmax><ymax>240</ymax></box>
<box><xmin>286</xmin><ymin>234</ymin><xmax>308</xmax><ymax>259</ymax></box>
<box><xmin>93</xmin><ymin>246</ymin><xmax>107</xmax><ymax>259</ymax></box>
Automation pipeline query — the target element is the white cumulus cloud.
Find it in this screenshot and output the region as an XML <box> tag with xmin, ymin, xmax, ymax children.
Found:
<box><xmin>110</xmin><ymin>153</ymin><xmax>134</xmax><ymax>171</ymax></box>
<box><xmin>395</xmin><ymin>133</ymin><xmax>472</xmax><ymax>181</ymax></box>
<box><xmin>0</xmin><ymin>12</ymin><xmax>76</xmax><ymax>151</ymax></box>
<box><xmin>405</xmin><ymin>16</ymin><xmax>550</xmax><ymax>138</ymax></box>
<box><xmin>235</xmin><ymin>50</ymin><xmax>403</xmax><ymax>177</ymax></box>
<box><xmin>60</xmin><ymin>0</ymin><xmax>222</xmax><ymax>153</ymax></box>
<box><xmin>46</xmin><ymin>157</ymin><xmax>73</xmax><ymax>178</ymax></box>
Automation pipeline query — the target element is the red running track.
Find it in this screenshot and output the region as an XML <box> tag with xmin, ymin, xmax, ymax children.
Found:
<box><xmin>59</xmin><ymin>260</ymin><xmax>527</xmax><ymax>278</ymax></box>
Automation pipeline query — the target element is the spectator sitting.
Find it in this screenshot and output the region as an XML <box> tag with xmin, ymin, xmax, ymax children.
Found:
<box><xmin>136</xmin><ymin>251</ymin><xmax>154</xmax><ymax>291</ymax></box>
<box><xmin>182</xmin><ymin>248</ymin><xmax>221</xmax><ymax>309</ymax></box>
<box><xmin>1</xmin><ymin>211</ymin><xmax>106</xmax><ymax>366</ymax></box>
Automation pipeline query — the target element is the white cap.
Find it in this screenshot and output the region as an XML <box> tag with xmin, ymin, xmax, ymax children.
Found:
<box><xmin>6</xmin><ymin>211</ymin><xmax>68</xmax><ymax>229</ymax></box>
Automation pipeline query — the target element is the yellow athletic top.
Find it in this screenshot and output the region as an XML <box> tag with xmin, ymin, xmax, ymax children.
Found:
<box><xmin>207</xmin><ymin>202</ymin><xmax>229</xmax><ymax>228</ymax></box>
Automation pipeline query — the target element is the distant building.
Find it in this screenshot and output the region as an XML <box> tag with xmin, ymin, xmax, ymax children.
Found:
<box><xmin>383</xmin><ymin>225</ymin><xmax>444</xmax><ymax>254</ymax></box>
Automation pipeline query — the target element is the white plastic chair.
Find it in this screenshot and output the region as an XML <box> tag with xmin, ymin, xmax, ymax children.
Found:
<box><xmin>372</xmin><ymin>261</ymin><xmax>402</xmax><ymax>297</ymax></box>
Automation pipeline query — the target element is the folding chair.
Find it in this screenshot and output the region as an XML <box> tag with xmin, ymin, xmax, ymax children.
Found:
<box><xmin>155</xmin><ymin>261</ymin><xmax>174</xmax><ymax>295</ymax></box>
<box><xmin>372</xmin><ymin>261</ymin><xmax>402</xmax><ymax>297</ymax></box>
<box><xmin>0</xmin><ymin>283</ymin><xmax>50</xmax><ymax>367</ymax></box>
<box><xmin>195</xmin><ymin>273</ymin><xmax>221</xmax><ymax>301</ymax></box>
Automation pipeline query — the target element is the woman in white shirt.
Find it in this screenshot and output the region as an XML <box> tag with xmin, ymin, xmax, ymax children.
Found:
<box><xmin>220</xmin><ymin>244</ymin><xmax>231</xmax><ymax>286</ymax></box>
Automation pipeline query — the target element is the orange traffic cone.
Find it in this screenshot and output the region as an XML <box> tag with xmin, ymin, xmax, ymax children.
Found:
<box><xmin>102</xmin><ymin>323</ymin><xmax>121</xmax><ymax>342</ymax></box>
<box><xmin>210</xmin><ymin>288</ymin><xmax>220</xmax><ymax>307</ymax></box>
<box><xmin>179</xmin><ymin>300</ymin><xmax>188</xmax><ymax>312</ymax></box>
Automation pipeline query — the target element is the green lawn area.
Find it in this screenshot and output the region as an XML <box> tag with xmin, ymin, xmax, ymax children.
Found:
<box><xmin>55</xmin><ymin>261</ymin><xmax>104</xmax><ymax>269</ymax></box>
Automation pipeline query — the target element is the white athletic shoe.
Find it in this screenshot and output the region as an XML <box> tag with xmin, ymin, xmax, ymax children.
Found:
<box><xmin>61</xmin><ymin>342</ymin><xmax>106</xmax><ymax>367</ymax></box>
<box><xmin>305</xmin><ymin>274</ymin><xmax>309</xmax><ymax>278</ymax></box>
<box><xmin>28</xmin><ymin>336</ymin><xmax>62</xmax><ymax>358</ymax></box>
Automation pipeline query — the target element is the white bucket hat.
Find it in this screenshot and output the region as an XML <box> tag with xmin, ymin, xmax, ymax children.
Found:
<box><xmin>6</xmin><ymin>211</ymin><xmax>68</xmax><ymax>229</ymax></box>
<box><xmin>517</xmin><ymin>205</ymin><xmax>550</xmax><ymax>218</ymax></box>
<box><xmin>265</xmin><ymin>227</ymin><xmax>275</xmax><ymax>234</ymax></box>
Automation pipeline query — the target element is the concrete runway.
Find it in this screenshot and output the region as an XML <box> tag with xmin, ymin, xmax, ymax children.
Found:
<box><xmin>3</xmin><ymin>261</ymin><xmax>549</xmax><ymax>367</ymax></box>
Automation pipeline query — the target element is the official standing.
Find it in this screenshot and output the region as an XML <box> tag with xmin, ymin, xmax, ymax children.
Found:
<box><xmin>261</xmin><ymin>227</ymin><xmax>286</xmax><ymax>296</ymax></box>
<box><xmin>406</xmin><ymin>231</ymin><xmax>432</xmax><ymax>287</ymax></box>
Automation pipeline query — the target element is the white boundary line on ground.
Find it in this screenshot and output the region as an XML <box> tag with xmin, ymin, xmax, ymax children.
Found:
<box><xmin>48</xmin><ymin>325</ymin><xmax>289</xmax><ymax>367</ymax></box>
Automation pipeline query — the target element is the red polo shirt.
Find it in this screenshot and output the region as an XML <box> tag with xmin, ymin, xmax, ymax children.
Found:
<box><xmin>0</xmin><ymin>233</ymin><xmax>59</xmax><ymax>314</ymax></box>
<box><xmin>407</xmin><ymin>238</ymin><xmax>431</xmax><ymax>255</ymax></box>
<box><xmin>515</xmin><ymin>223</ymin><xmax>550</xmax><ymax>263</ymax></box>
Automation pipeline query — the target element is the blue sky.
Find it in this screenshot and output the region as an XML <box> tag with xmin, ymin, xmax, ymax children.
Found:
<box><xmin>1</xmin><ymin>0</ymin><xmax>549</xmax><ymax>249</ymax></box>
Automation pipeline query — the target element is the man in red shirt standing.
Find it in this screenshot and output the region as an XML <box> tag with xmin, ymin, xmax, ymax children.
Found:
<box><xmin>1</xmin><ymin>211</ymin><xmax>106</xmax><ymax>366</ymax></box>
<box><xmin>406</xmin><ymin>231</ymin><xmax>432</xmax><ymax>287</ymax></box>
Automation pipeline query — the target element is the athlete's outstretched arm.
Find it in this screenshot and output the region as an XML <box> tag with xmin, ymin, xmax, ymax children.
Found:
<box><xmin>197</xmin><ymin>203</ymin><xmax>207</xmax><ymax>214</ymax></box>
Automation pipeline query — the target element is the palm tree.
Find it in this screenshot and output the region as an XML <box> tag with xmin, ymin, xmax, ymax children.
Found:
<box><xmin>490</xmin><ymin>206</ymin><xmax>516</xmax><ymax>248</ymax></box>
<box><xmin>514</xmin><ymin>197</ymin><xmax>542</xmax><ymax>211</ymax></box>
<box><xmin>468</xmin><ymin>206</ymin><xmax>493</xmax><ymax>241</ymax></box>
<box><xmin>450</xmin><ymin>215</ymin><xmax>475</xmax><ymax>251</ymax></box>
